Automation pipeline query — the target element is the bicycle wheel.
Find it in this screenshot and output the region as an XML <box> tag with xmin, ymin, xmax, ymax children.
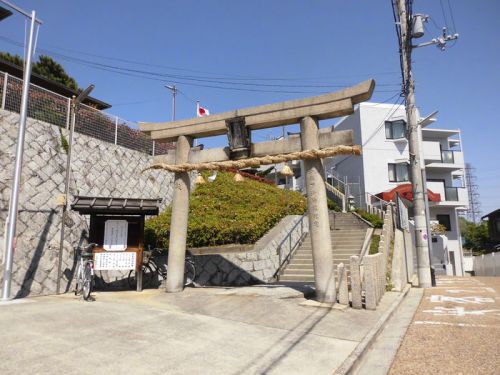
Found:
<box><xmin>74</xmin><ymin>262</ymin><xmax>83</xmax><ymax>296</ymax></box>
<box><xmin>127</xmin><ymin>264</ymin><xmax>154</xmax><ymax>290</ymax></box>
<box><xmin>184</xmin><ymin>260</ymin><xmax>196</xmax><ymax>286</ymax></box>
<box><xmin>82</xmin><ymin>262</ymin><xmax>93</xmax><ymax>301</ymax></box>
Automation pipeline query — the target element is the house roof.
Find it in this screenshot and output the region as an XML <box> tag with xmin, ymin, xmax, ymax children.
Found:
<box><xmin>482</xmin><ymin>209</ymin><xmax>500</xmax><ymax>220</ymax></box>
<box><xmin>71</xmin><ymin>196</ymin><xmax>162</xmax><ymax>215</ymax></box>
<box><xmin>0</xmin><ymin>59</ymin><xmax>111</xmax><ymax>110</ymax></box>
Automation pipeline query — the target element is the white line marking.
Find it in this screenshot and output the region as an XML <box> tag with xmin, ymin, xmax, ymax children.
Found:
<box><xmin>422</xmin><ymin>307</ymin><xmax>500</xmax><ymax>316</ymax></box>
<box><xmin>445</xmin><ymin>288</ymin><xmax>496</xmax><ymax>293</ymax></box>
<box><xmin>430</xmin><ymin>295</ymin><xmax>495</xmax><ymax>304</ymax></box>
<box><xmin>414</xmin><ymin>320</ymin><xmax>499</xmax><ymax>328</ymax></box>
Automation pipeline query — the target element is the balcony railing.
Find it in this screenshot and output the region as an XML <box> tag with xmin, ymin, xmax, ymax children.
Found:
<box><xmin>441</xmin><ymin>150</ymin><xmax>455</xmax><ymax>164</ymax></box>
<box><xmin>444</xmin><ymin>187</ymin><xmax>459</xmax><ymax>201</ymax></box>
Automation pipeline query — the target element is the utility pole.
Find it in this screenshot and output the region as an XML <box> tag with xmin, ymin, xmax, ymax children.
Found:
<box><xmin>165</xmin><ymin>85</ymin><xmax>177</xmax><ymax>121</ymax></box>
<box><xmin>394</xmin><ymin>0</ymin><xmax>458</xmax><ymax>288</ymax></box>
<box><xmin>395</xmin><ymin>0</ymin><xmax>431</xmax><ymax>287</ymax></box>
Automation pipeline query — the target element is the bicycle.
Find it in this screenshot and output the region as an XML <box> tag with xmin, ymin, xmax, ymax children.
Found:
<box><xmin>74</xmin><ymin>243</ymin><xmax>97</xmax><ymax>301</ymax></box>
<box><xmin>127</xmin><ymin>248</ymin><xmax>196</xmax><ymax>289</ymax></box>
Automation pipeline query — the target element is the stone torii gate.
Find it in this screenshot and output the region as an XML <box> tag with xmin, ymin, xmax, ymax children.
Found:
<box><xmin>140</xmin><ymin>79</ymin><xmax>375</xmax><ymax>302</ymax></box>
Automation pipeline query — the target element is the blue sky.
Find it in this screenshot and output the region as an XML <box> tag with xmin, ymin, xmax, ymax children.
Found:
<box><xmin>1</xmin><ymin>1</ymin><xmax>499</xmax><ymax>215</ymax></box>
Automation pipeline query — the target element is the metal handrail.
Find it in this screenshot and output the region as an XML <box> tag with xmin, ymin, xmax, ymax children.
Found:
<box><xmin>325</xmin><ymin>181</ymin><xmax>347</xmax><ymax>212</ymax></box>
<box><xmin>359</xmin><ymin>227</ymin><xmax>375</xmax><ymax>264</ymax></box>
<box><xmin>274</xmin><ymin>213</ymin><xmax>308</xmax><ymax>281</ymax></box>
<box><xmin>328</xmin><ymin>174</ymin><xmax>347</xmax><ymax>193</ymax></box>
<box><xmin>365</xmin><ymin>192</ymin><xmax>390</xmax><ymax>208</ymax></box>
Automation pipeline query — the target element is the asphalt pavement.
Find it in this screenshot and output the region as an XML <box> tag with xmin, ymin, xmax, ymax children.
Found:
<box><xmin>389</xmin><ymin>276</ymin><xmax>500</xmax><ymax>375</ymax></box>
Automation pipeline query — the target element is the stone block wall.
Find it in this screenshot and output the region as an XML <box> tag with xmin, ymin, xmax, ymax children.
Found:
<box><xmin>188</xmin><ymin>215</ymin><xmax>308</xmax><ymax>287</ymax></box>
<box><xmin>0</xmin><ymin>110</ymin><xmax>174</xmax><ymax>297</ymax></box>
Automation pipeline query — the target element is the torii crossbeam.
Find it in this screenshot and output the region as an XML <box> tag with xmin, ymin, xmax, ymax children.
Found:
<box><xmin>140</xmin><ymin>79</ymin><xmax>375</xmax><ymax>302</ymax></box>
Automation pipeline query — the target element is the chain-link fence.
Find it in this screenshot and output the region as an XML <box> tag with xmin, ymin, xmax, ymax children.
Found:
<box><xmin>0</xmin><ymin>71</ymin><xmax>173</xmax><ymax>155</ymax></box>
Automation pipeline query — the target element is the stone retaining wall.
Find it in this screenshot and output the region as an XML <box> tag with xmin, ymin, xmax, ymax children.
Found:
<box><xmin>149</xmin><ymin>215</ymin><xmax>308</xmax><ymax>288</ymax></box>
<box><xmin>0</xmin><ymin>110</ymin><xmax>174</xmax><ymax>297</ymax></box>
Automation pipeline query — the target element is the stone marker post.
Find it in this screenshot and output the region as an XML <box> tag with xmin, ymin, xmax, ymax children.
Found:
<box><xmin>337</xmin><ymin>263</ymin><xmax>349</xmax><ymax>305</ymax></box>
<box><xmin>166</xmin><ymin>135</ymin><xmax>192</xmax><ymax>292</ymax></box>
<box><xmin>350</xmin><ymin>255</ymin><xmax>362</xmax><ymax>309</ymax></box>
<box><xmin>300</xmin><ymin>116</ymin><xmax>336</xmax><ymax>303</ymax></box>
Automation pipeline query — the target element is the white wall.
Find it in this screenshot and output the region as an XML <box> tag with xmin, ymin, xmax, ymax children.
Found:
<box><xmin>359</xmin><ymin>103</ymin><xmax>408</xmax><ymax>197</ymax></box>
<box><xmin>326</xmin><ymin>109</ymin><xmax>365</xmax><ymax>200</ymax></box>
<box><xmin>473</xmin><ymin>252</ymin><xmax>500</xmax><ymax>276</ymax></box>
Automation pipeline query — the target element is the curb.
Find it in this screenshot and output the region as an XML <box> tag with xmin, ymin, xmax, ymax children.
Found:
<box><xmin>334</xmin><ymin>284</ymin><xmax>412</xmax><ymax>375</ymax></box>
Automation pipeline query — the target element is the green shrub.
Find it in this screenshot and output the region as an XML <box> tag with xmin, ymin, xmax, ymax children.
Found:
<box><xmin>355</xmin><ymin>208</ymin><xmax>383</xmax><ymax>228</ymax></box>
<box><xmin>327</xmin><ymin>199</ymin><xmax>341</xmax><ymax>212</ymax></box>
<box><xmin>145</xmin><ymin>172</ymin><xmax>307</xmax><ymax>249</ymax></box>
<box><xmin>369</xmin><ymin>234</ymin><xmax>380</xmax><ymax>254</ymax></box>
<box><xmin>59</xmin><ymin>128</ymin><xmax>69</xmax><ymax>154</ymax></box>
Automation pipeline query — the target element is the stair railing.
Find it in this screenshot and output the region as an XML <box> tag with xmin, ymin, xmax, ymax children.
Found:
<box><xmin>325</xmin><ymin>181</ymin><xmax>347</xmax><ymax>212</ymax></box>
<box><xmin>274</xmin><ymin>213</ymin><xmax>308</xmax><ymax>281</ymax></box>
<box><xmin>365</xmin><ymin>192</ymin><xmax>390</xmax><ymax>219</ymax></box>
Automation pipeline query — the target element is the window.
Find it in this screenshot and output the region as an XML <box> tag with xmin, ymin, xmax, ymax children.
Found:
<box><xmin>388</xmin><ymin>163</ymin><xmax>409</xmax><ymax>182</ymax></box>
<box><xmin>436</xmin><ymin>214</ymin><xmax>451</xmax><ymax>231</ymax></box>
<box><xmin>385</xmin><ymin>120</ymin><xmax>407</xmax><ymax>139</ymax></box>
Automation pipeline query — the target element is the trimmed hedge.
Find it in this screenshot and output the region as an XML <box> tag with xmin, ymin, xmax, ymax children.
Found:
<box><xmin>355</xmin><ymin>208</ymin><xmax>384</xmax><ymax>228</ymax></box>
<box><xmin>145</xmin><ymin>172</ymin><xmax>307</xmax><ymax>249</ymax></box>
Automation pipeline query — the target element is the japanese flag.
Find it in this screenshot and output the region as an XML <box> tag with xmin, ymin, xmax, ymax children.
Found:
<box><xmin>197</xmin><ymin>102</ymin><xmax>210</xmax><ymax>117</ymax></box>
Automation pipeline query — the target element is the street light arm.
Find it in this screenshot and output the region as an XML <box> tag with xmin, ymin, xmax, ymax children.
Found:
<box><xmin>0</xmin><ymin>0</ymin><xmax>42</xmax><ymax>23</ymax></box>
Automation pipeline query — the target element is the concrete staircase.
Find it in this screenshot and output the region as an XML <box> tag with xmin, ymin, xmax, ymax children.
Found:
<box><xmin>279</xmin><ymin>212</ymin><xmax>371</xmax><ymax>282</ymax></box>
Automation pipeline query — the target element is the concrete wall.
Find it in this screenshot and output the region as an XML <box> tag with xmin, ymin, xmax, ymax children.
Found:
<box><xmin>473</xmin><ymin>252</ymin><xmax>500</xmax><ymax>276</ymax></box>
<box><xmin>0</xmin><ymin>110</ymin><xmax>174</xmax><ymax>297</ymax></box>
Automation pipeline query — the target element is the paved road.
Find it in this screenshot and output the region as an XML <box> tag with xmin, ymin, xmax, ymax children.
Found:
<box><xmin>0</xmin><ymin>285</ymin><xmax>400</xmax><ymax>375</ymax></box>
<box><xmin>390</xmin><ymin>276</ymin><xmax>500</xmax><ymax>375</ymax></box>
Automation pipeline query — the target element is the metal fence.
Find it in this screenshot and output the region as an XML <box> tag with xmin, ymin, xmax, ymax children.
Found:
<box><xmin>0</xmin><ymin>71</ymin><xmax>173</xmax><ymax>155</ymax></box>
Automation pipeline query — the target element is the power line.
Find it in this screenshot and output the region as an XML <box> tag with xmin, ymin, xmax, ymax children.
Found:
<box><xmin>1</xmin><ymin>36</ymin><xmax>402</xmax><ymax>95</ymax></box>
<box><xmin>0</xmin><ymin>36</ymin><xmax>401</xmax><ymax>87</ymax></box>
<box><xmin>446</xmin><ymin>0</ymin><xmax>457</xmax><ymax>33</ymax></box>
<box><xmin>39</xmin><ymin>40</ymin><xmax>401</xmax><ymax>81</ymax></box>
<box><xmin>439</xmin><ymin>0</ymin><xmax>449</xmax><ymax>30</ymax></box>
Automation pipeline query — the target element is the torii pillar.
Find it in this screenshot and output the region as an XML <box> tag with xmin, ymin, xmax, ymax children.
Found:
<box><xmin>140</xmin><ymin>79</ymin><xmax>375</xmax><ymax>301</ymax></box>
<box><xmin>166</xmin><ymin>135</ymin><xmax>192</xmax><ymax>292</ymax></box>
<box><xmin>301</xmin><ymin>116</ymin><xmax>336</xmax><ymax>302</ymax></box>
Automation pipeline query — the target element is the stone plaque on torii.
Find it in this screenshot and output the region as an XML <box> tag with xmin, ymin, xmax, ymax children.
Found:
<box><xmin>140</xmin><ymin>79</ymin><xmax>375</xmax><ymax>302</ymax></box>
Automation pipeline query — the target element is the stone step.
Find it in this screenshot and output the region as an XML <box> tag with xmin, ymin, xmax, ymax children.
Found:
<box><xmin>301</xmin><ymin>240</ymin><xmax>364</xmax><ymax>246</ymax></box>
<box><xmin>295</xmin><ymin>251</ymin><xmax>361</xmax><ymax>257</ymax></box>
<box><xmin>280</xmin><ymin>275</ymin><xmax>316</xmax><ymax>282</ymax></box>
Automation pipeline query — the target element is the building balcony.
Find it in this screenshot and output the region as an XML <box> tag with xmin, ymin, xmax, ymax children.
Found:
<box><xmin>424</xmin><ymin>148</ymin><xmax>464</xmax><ymax>172</ymax></box>
<box><xmin>426</xmin><ymin>182</ymin><xmax>468</xmax><ymax>208</ymax></box>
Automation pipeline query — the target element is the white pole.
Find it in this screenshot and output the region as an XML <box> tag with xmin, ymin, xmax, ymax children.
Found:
<box><xmin>2</xmin><ymin>10</ymin><xmax>38</xmax><ymax>300</ymax></box>
<box><xmin>1</xmin><ymin>72</ymin><xmax>7</xmax><ymax>110</ymax></box>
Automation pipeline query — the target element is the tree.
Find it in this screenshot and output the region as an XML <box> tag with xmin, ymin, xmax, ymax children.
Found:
<box><xmin>0</xmin><ymin>52</ymin><xmax>79</xmax><ymax>90</ymax></box>
<box><xmin>459</xmin><ymin>217</ymin><xmax>489</xmax><ymax>252</ymax></box>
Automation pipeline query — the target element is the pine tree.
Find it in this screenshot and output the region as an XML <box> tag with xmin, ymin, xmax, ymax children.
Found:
<box><xmin>0</xmin><ymin>52</ymin><xmax>79</xmax><ymax>90</ymax></box>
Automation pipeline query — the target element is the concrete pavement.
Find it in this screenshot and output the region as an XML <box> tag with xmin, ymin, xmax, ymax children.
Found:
<box><xmin>0</xmin><ymin>285</ymin><xmax>402</xmax><ymax>375</ymax></box>
<box><xmin>351</xmin><ymin>288</ymin><xmax>424</xmax><ymax>375</ymax></box>
<box><xmin>390</xmin><ymin>276</ymin><xmax>500</xmax><ymax>374</ymax></box>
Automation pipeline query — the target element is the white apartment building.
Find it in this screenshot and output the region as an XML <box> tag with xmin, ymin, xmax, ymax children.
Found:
<box><xmin>325</xmin><ymin>102</ymin><xmax>469</xmax><ymax>275</ymax></box>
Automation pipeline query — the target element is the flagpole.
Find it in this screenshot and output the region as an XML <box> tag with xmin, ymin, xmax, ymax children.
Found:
<box><xmin>195</xmin><ymin>101</ymin><xmax>200</xmax><ymax>146</ymax></box>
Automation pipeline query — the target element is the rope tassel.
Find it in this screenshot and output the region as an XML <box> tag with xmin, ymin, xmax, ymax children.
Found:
<box><xmin>143</xmin><ymin>145</ymin><xmax>362</xmax><ymax>174</ymax></box>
